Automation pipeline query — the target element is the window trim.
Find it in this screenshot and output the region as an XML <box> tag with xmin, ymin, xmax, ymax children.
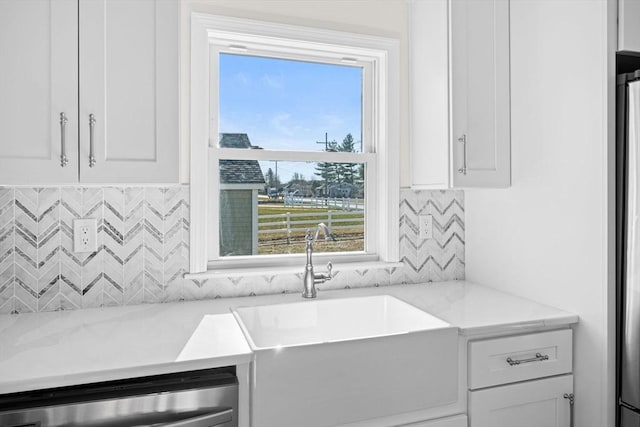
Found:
<box><xmin>189</xmin><ymin>13</ymin><xmax>399</xmax><ymax>274</ymax></box>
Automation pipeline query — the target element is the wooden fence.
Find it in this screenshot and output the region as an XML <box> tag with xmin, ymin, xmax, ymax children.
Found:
<box><xmin>282</xmin><ymin>195</ymin><xmax>364</xmax><ymax>211</ymax></box>
<box><xmin>258</xmin><ymin>210</ymin><xmax>364</xmax><ymax>243</ymax></box>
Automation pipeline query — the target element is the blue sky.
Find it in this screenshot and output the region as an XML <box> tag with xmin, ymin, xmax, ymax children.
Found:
<box><xmin>219</xmin><ymin>53</ymin><xmax>362</xmax><ymax>183</ymax></box>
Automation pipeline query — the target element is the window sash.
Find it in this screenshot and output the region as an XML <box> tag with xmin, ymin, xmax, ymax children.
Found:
<box><xmin>208</xmin><ymin>149</ymin><xmax>377</xmax><ymax>262</ymax></box>
<box><xmin>214</xmin><ymin>148</ymin><xmax>375</xmax><ymax>163</ymax></box>
<box><xmin>209</xmin><ymin>45</ymin><xmax>374</xmax><ymax>154</ymax></box>
<box><xmin>208</xmin><ymin>50</ymin><xmax>376</xmax><ymax>264</ymax></box>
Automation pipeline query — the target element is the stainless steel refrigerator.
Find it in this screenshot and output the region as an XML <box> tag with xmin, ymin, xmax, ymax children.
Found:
<box><xmin>618</xmin><ymin>68</ymin><xmax>640</xmax><ymax>427</ymax></box>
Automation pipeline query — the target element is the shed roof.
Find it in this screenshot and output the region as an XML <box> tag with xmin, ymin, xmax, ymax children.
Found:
<box><xmin>219</xmin><ymin>133</ymin><xmax>265</xmax><ymax>185</ymax></box>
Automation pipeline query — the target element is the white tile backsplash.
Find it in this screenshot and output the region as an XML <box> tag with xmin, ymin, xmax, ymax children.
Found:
<box><xmin>0</xmin><ymin>186</ymin><xmax>464</xmax><ymax>313</ymax></box>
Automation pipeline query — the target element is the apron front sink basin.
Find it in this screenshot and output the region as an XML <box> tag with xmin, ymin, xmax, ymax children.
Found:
<box><xmin>232</xmin><ymin>295</ymin><xmax>459</xmax><ymax>427</ymax></box>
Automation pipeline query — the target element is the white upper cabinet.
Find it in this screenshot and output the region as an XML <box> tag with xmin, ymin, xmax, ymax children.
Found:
<box><xmin>619</xmin><ymin>0</ymin><xmax>640</xmax><ymax>52</ymax></box>
<box><xmin>0</xmin><ymin>0</ymin><xmax>179</xmax><ymax>185</ymax></box>
<box><xmin>0</xmin><ymin>0</ymin><xmax>79</xmax><ymax>184</ymax></box>
<box><xmin>450</xmin><ymin>0</ymin><xmax>511</xmax><ymax>187</ymax></box>
<box><xmin>79</xmin><ymin>0</ymin><xmax>179</xmax><ymax>183</ymax></box>
<box><xmin>410</xmin><ymin>0</ymin><xmax>511</xmax><ymax>188</ymax></box>
<box><xmin>409</xmin><ymin>0</ymin><xmax>450</xmax><ymax>189</ymax></box>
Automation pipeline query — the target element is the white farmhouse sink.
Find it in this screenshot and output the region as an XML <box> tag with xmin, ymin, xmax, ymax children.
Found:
<box><xmin>232</xmin><ymin>295</ymin><xmax>459</xmax><ymax>427</ymax></box>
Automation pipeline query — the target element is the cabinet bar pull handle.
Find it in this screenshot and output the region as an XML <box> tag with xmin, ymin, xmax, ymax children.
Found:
<box><xmin>564</xmin><ymin>393</ymin><xmax>574</xmax><ymax>427</ymax></box>
<box><xmin>89</xmin><ymin>114</ymin><xmax>96</xmax><ymax>167</ymax></box>
<box><xmin>506</xmin><ymin>352</ymin><xmax>549</xmax><ymax>366</ymax></box>
<box><xmin>457</xmin><ymin>134</ymin><xmax>467</xmax><ymax>175</ymax></box>
<box><xmin>59</xmin><ymin>112</ymin><xmax>68</xmax><ymax>167</ymax></box>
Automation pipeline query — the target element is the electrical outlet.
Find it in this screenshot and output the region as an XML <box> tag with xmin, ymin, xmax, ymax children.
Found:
<box><xmin>73</xmin><ymin>218</ymin><xmax>98</xmax><ymax>253</ymax></box>
<box><xmin>419</xmin><ymin>214</ymin><xmax>433</xmax><ymax>239</ymax></box>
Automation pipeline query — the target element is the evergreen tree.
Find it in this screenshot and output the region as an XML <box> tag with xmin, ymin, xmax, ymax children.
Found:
<box><xmin>265</xmin><ymin>168</ymin><xmax>275</xmax><ymax>188</ymax></box>
<box><xmin>314</xmin><ymin>139</ymin><xmax>338</xmax><ymax>194</ymax></box>
<box><xmin>290</xmin><ymin>172</ymin><xmax>305</xmax><ymax>183</ymax></box>
<box><xmin>338</xmin><ymin>133</ymin><xmax>357</xmax><ymax>184</ymax></box>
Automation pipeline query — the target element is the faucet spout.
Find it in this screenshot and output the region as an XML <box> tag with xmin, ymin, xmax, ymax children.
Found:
<box><xmin>313</xmin><ymin>222</ymin><xmax>336</xmax><ymax>242</ymax></box>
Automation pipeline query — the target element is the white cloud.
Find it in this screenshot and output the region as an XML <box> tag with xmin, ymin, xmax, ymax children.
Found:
<box><xmin>270</xmin><ymin>112</ymin><xmax>302</xmax><ymax>138</ymax></box>
<box><xmin>318</xmin><ymin>113</ymin><xmax>345</xmax><ymax>130</ymax></box>
<box><xmin>261</xmin><ymin>73</ymin><xmax>284</xmax><ymax>89</ymax></box>
<box><xmin>234</xmin><ymin>72</ymin><xmax>251</xmax><ymax>86</ymax></box>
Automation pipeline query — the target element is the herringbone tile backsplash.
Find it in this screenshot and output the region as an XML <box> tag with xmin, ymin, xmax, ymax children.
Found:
<box><xmin>0</xmin><ymin>187</ymin><xmax>463</xmax><ymax>314</ymax></box>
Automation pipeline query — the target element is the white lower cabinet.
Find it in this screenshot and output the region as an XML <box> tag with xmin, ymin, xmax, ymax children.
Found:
<box><xmin>467</xmin><ymin>329</ymin><xmax>574</xmax><ymax>427</ymax></box>
<box><xmin>402</xmin><ymin>414</ymin><xmax>468</xmax><ymax>427</ymax></box>
<box><xmin>469</xmin><ymin>375</ymin><xmax>573</xmax><ymax>427</ymax></box>
<box><xmin>468</xmin><ymin>329</ymin><xmax>573</xmax><ymax>389</ymax></box>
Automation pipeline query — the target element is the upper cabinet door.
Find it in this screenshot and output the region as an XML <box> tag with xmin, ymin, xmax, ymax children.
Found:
<box><xmin>619</xmin><ymin>0</ymin><xmax>640</xmax><ymax>52</ymax></box>
<box><xmin>451</xmin><ymin>0</ymin><xmax>511</xmax><ymax>187</ymax></box>
<box><xmin>79</xmin><ymin>0</ymin><xmax>179</xmax><ymax>184</ymax></box>
<box><xmin>0</xmin><ymin>0</ymin><xmax>78</xmax><ymax>184</ymax></box>
<box><xmin>409</xmin><ymin>0</ymin><xmax>450</xmax><ymax>189</ymax></box>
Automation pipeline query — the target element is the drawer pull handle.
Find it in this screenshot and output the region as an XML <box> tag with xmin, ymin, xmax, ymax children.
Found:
<box><xmin>457</xmin><ymin>134</ymin><xmax>467</xmax><ymax>175</ymax></box>
<box><xmin>59</xmin><ymin>112</ymin><xmax>68</xmax><ymax>167</ymax></box>
<box><xmin>89</xmin><ymin>113</ymin><xmax>96</xmax><ymax>167</ymax></box>
<box><xmin>506</xmin><ymin>352</ymin><xmax>549</xmax><ymax>366</ymax></box>
<box><xmin>564</xmin><ymin>393</ymin><xmax>575</xmax><ymax>427</ymax></box>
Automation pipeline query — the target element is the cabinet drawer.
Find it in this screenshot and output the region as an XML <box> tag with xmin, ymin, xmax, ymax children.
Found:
<box><xmin>468</xmin><ymin>329</ymin><xmax>572</xmax><ymax>389</ymax></box>
<box><xmin>468</xmin><ymin>375</ymin><xmax>573</xmax><ymax>427</ymax></box>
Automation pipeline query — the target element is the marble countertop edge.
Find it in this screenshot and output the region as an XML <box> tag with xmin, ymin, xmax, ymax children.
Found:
<box><xmin>459</xmin><ymin>315</ymin><xmax>580</xmax><ymax>337</ymax></box>
<box><xmin>0</xmin><ymin>280</ymin><xmax>578</xmax><ymax>395</ymax></box>
<box><xmin>0</xmin><ymin>353</ymin><xmax>254</xmax><ymax>395</ymax></box>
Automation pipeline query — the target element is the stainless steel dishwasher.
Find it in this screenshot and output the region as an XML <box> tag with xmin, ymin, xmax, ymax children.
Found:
<box><xmin>0</xmin><ymin>367</ymin><xmax>238</xmax><ymax>427</ymax></box>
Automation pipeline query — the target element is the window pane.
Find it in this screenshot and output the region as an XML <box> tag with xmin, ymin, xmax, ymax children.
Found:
<box><xmin>218</xmin><ymin>53</ymin><xmax>363</xmax><ymax>153</ymax></box>
<box><xmin>218</xmin><ymin>160</ymin><xmax>365</xmax><ymax>257</ymax></box>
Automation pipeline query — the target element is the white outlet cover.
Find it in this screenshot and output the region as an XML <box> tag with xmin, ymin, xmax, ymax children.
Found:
<box><xmin>73</xmin><ymin>218</ymin><xmax>98</xmax><ymax>253</ymax></box>
<box><xmin>419</xmin><ymin>214</ymin><xmax>433</xmax><ymax>240</ymax></box>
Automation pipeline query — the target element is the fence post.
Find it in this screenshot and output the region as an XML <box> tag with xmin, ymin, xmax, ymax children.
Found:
<box><xmin>286</xmin><ymin>212</ymin><xmax>291</xmax><ymax>244</ymax></box>
<box><xmin>328</xmin><ymin>211</ymin><xmax>333</xmax><ymax>235</ymax></box>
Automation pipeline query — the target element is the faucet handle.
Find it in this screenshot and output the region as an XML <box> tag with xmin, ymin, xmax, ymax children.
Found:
<box><xmin>326</xmin><ymin>262</ymin><xmax>333</xmax><ymax>278</ymax></box>
<box><xmin>304</xmin><ymin>230</ymin><xmax>313</xmax><ymax>249</ymax></box>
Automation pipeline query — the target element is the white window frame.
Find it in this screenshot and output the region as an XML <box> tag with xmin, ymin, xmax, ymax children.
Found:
<box><xmin>189</xmin><ymin>13</ymin><xmax>399</xmax><ymax>275</ymax></box>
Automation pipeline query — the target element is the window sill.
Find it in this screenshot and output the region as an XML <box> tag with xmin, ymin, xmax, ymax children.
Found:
<box><xmin>184</xmin><ymin>261</ymin><xmax>404</xmax><ymax>280</ymax></box>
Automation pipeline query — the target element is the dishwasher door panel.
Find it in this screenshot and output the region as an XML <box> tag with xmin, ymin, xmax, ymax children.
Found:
<box><xmin>0</xmin><ymin>383</ymin><xmax>238</xmax><ymax>427</ymax></box>
<box><xmin>622</xmin><ymin>406</ymin><xmax>640</xmax><ymax>427</ymax></box>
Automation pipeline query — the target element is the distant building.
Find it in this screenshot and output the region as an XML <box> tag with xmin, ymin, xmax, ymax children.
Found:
<box><xmin>316</xmin><ymin>182</ymin><xmax>362</xmax><ymax>198</ymax></box>
<box><xmin>283</xmin><ymin>181</ymin><xmax>315</xmax><ymax>197</ymax></box>
<box><xmin>219</xmin><ymin>133</ymin><xmax>265</xmax><ymax>256</ymax></box>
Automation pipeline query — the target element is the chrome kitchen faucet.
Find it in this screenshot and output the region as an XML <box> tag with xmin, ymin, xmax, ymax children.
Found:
<box><xmin>302</xmin><ymin>223</ymin><xmax>334</xmax><ymax>298</ymax></box>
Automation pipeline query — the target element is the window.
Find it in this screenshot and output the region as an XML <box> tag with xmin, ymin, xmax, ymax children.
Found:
<box><xmin>189</xmin><ymin>14</ymin><xmax>399</xmax><ymax>274</ymax></box>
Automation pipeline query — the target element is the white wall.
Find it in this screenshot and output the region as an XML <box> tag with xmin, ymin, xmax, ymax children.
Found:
<box><xmin>179</xmin><ymin>0</ymin><xmax>411</xmax><ymax>186</ymax></box>
<box><xmin>465</xmin><ymin>1</ymin><xmax>616</xmax><ymax>426</ymax></box>
<box><xmin>181</xmin><ymin>1</ymin><xmax>617</xmax><ymax>423</ymax></box>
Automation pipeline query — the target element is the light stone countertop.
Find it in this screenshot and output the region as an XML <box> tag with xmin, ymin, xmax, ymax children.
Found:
<box><xmin>0</xmin><ymin>280</ymin><xmax>578</xmax><ymax>394</ymax></box>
